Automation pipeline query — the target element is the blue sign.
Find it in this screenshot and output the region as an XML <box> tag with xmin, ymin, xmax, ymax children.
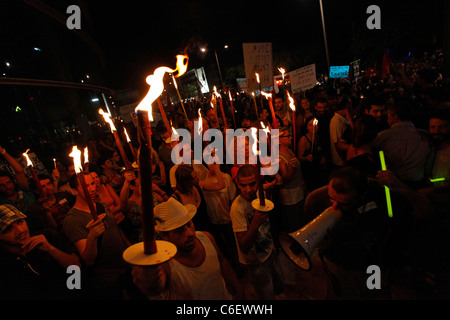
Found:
<box><xmin>329</xmin><ymin>65</ymin><xmax>349</xmax><ymax>79</ymax></box>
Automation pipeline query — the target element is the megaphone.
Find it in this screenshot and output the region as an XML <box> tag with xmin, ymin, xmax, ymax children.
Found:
<box><xmin>279</xmin><ymin>207</ymin><xmax>342</xmax><ymax>271</ymax></box>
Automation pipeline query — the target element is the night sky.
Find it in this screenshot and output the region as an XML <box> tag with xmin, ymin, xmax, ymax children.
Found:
<box><xmin>84</xmin><ymin>0</ymin><xmax>446</xmax><ymax>90</ymax></box>
<box><xmin>1</xmin><ymin>1</ymin><xmax>446</xmax><ymax>91</ymax></box>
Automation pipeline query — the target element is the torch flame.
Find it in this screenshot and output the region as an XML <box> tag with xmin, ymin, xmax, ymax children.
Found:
<box><xmin>287</xmin><ymin>91</ymin><xmax>295</xmax><ymax>112</ymax></box>
<box><xmin>261</xmin><ymin>121</ymin><xmax>270</xmax><ymax>134</ymax></box>
<box><xmin>99</xmin><ymin>108</ymin><xmax>116</xmax><ymax>132</ymax></box>
<box><xmin>261</xmin><ymin>91</ymin><xmax>272</xmax><ymax>100</ymax></box>
<box><xmin>255</xmin><ymin>73</ymin><xmax>260</xmax><ymax>84</ymax></box>
<box><xmin>84</xmin><ymin>147</ymin><xmax>89</xmax><ymax>164</ymax></box>
<box><xmin>22</xmin><ymin>149</ymin><xmax>33</xmax><ymax>167</ymax></box>
<box><xmin>313</xmin><ymin>118</ymin><xmax>318</xmax><ymax>126</ymax></box>
<box><xmin>171</xmin><ymin>126</ymin><xmax>179</xmax><ymax>140</ymax></box>
<box><xmin>69</xmin><ymin>146</ymin><xmax>82</xmax><ymax>174</ymax></box>
<box><xmin>135</xmin><ymin>54</ymin><xmax>189</xmax><ymax>118</ymax></box>
<box><xmin>197</xmin><ymin>108</ymin><xmax>203</xmax><ymax>136</ymax></box>
<box><xmin>172</xmin><ymin>74</ymin><xmax>178</xmax><ymax>89</ymax></box>
<box><xmin>278</xmin><ymin>67</ymin><xmax>285</xmax><ymax>80</ymax></box>
<box><xmin>228</xmin><ymin>91</ymin><xmax>232</xmax><ymax>101</ymax></box>
<box><xmin>124</xmin><ymin>127</ymin><xmax>131</xmax><ymax>143</ymax></box>
<box><xmin>250</xmin><ymin>127</ymin><xmax>259</xmax><ymax>156</ymax></box>
<box><xmin>213</xmin><ymin>86</ymin><xmax>221</xmax><ymax>99</ymax></box>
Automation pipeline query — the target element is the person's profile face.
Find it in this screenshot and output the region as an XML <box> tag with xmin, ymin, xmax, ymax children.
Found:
<box><xmin>328</xmin><ymin>181</ymin><xmax>358</xmax><ymax>213</ymax></box>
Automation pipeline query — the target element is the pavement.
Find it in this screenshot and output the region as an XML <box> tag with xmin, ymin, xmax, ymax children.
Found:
<box><xmin>238</xmin><ymin>248</ymin><xmax>450</xmax><ymax>300</ymax></box>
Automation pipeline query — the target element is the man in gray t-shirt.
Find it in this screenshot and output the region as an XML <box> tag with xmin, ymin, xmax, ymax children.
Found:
<box><xmin>62</xmin><ymin>172</ymin><xmax>132</xmax><ymax>298</ymax></box>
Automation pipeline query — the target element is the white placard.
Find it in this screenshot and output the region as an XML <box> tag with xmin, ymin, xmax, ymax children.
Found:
<box><xmin>289</xmin><ymin>64</ymin><xmax>317</xmax><ymax>93</ymax></box>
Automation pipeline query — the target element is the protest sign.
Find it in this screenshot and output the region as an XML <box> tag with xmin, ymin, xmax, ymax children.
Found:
<box><xmin>350</xmin><ymin>59</ymin><xmax>361</xmax><ymax>82</ymax></box>
<box><xmin>289</xmin><ymin>64</ymin><xmax>317</xmax><ymax>93</ymax></box>
<box><xmin>242</xmin><ymin>42</ymin><xmax>273</xmax><ymax>92</ymax></box>
<box><xmin>329</xmin><ymin>65</ymin><xmax>350</xmax><ymax>78</ymax></box>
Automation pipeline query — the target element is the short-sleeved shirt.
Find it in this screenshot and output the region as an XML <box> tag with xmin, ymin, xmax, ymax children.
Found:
<box><xmin>230</xmin><ymin>195</ymin><xmax>274</xmax><ymax>265</ymax></box>
<box><xmin>62</xmin><ymin>204</ymin><xmax>129</xmax><ymax>289</ymax></box>
<box><xmin>372</xmin><ymin>121</ymin><xmax>432</xmax><ymax>182</ymax></box>
<box><xmin>329</xmin><ymin>112</ymin><xmax>350</xmax><ymax>166</ymax></box>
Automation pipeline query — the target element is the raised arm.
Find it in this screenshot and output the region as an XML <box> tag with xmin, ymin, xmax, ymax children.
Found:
<box><xmin>0</xmin><ymin>145</ymin><xmax>29</xmax><ymax>189</ymax></box>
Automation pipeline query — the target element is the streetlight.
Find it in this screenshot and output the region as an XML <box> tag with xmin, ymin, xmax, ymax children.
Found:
<box><xmin>319</xmin><ymin>0</ymin><xmax>330</xmax><ymax>73</ymax></box>
<box><xmin>200</xmin><ymin>44</ymin><xmax>228</xmax><ymax>90</ymax></box>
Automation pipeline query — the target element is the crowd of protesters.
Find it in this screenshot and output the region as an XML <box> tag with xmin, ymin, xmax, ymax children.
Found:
<box><xmin>0</xmin><ymin>49</ymin><xmax>449</xmax><ymax>300</ymax></box>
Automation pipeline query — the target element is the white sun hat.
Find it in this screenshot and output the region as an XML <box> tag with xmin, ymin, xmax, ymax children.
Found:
<box><xmin>154</xmin><ymin>197</ymin><xmax>197</xmax><ymax>231</ymax></box>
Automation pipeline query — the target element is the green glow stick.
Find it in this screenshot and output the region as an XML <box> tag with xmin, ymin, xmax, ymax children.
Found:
<box><xmin>430</xmin><ymin>177</ymin><xmax>446</xmax><ymax>183</ymax></box>
<box><xmin>379</xmin><ymin>151</ymin><xmax>393</xmax><ymax>218</ymax></box>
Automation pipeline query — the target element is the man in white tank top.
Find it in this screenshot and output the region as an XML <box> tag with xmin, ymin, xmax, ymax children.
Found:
<box><xmin>131</xmin><ymin>197</ymin><xmax>244</xmax><ymax>300</ymax></box>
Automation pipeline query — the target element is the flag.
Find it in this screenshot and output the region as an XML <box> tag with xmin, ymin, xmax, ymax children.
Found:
<box><xmin>381</xmin><ymin>49</ymin><xmax>392</xmax><ymax>78</ymax></box>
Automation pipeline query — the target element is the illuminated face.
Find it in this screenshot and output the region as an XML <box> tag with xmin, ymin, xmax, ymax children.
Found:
<box><xmin>161</xmin><ymin>220</ymin><xmax>197</xmax><ymax>252</ymax></box>
<box><xmin>366</xmin><ymin>104</ymin><xmax>386</xmax><ymax>122</ymax></box>
<box><xmin>241</xmin><ymin>118</ymin><xmax>252</xmax><ymax>128</ymax></box>
<box><xmin>236</xmin><ymin>174</ymin><xmax>258</xmax><ymax>201</ymax></box>
<box><xmin>102</xmin><ymin>159</ymin><xmax>114</xmax><ymax>169</ymax></box>
<box><xmin>76</xmin><ymin>174</ymin><xmax>97</xmax><ymax>202</ymax></box>
<box><xmin>260</xmin><ymin>109</ymin><xmax>270</xmax><ymax>119</ymax></box>
<box><xmin>206</xmin><ymin>109</ymin><xmax>218</xmax><ymax>124</ymax></box>
<box><xmin>274</xmin><ymin>98</ymin><xmax>285</xmax><ymax>112</ymax></box>
<box><xmin>0</xmin><ymin>176</ymin><xmax>16</xmax><ymax>197</ymax></box>
<box><xmin>39</xmin><ymin>178</ymin><xmax>54</xmax><ymax>196</ymax></box>
<box><xmin>429</xmin><ymin>118</ymin><xmax>450</xmax><ymax>142</ymax></box>
<box><xmin>301</xmin><ymin>99</ymin><xmax>311</xmax><ymax>111</ymax></box>
<box><xmin>0</xmin><ymin>219</ymin><xmax>29</xmax><ymax>246</ymax></box>
<box><xmin>90</xmin><ymin>172</ymin><xmax>101</xmax><ymax>186</ymax></box>
<box><xmin>280</xmin><ymin>131</ymin><xmax>292</xmax><ymax>145</ymax></box>
<box><xmin>315</xmin><ymin>102</ymin><xmax>328</xmax><ymax>116</ymax></box>
<box><xmin>306</xmin><ymin>119</ymin><xmax>318</xmax><ymax>134</ymax></box>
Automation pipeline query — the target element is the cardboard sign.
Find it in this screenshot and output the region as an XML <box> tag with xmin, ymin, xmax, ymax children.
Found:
<box><xmin>242</xmin><ymin>42</ymin><xmax>273</xmax><ymax>92</ymax></box>
<box><xmin>289</xmin><ymin>64</ymin><xmax>317</xmax><ymax>93</ymax></box>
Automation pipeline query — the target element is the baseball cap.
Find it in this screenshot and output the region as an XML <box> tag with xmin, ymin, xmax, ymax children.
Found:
<box><xmin>0</xmin><ymin>204</ymin><xmax>27</xmax><ymax>234</ymax></box>
<box><xmin>154</xmin><ymin>197</ymin><xmax>196</xmax><ymax>232</ymax></box>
